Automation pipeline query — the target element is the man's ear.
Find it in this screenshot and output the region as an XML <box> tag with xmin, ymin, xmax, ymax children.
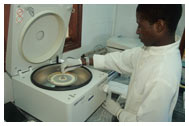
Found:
<box><xmin>155</xmin><ymin>19</ymin><xmax>166</xmax><ymax>33</ymax></box>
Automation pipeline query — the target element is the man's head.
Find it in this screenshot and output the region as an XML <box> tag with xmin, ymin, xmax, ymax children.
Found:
<box><xmin>136</xmin><ymin>4</ymin><xmax>182</xmax><ymax>46</ymax></box>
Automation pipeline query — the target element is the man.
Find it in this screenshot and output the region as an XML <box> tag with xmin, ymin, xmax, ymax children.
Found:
<box><xmin>62</xmin><ymin>4</ymin><xmax>182</xmax><ymax>121</ymax></box>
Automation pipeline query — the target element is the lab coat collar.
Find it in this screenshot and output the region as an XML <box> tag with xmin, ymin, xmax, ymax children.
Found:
<box><xmin>142</xmin><ymin>35</ymin><xmax>181</xmax><ymax>55</ymax></box>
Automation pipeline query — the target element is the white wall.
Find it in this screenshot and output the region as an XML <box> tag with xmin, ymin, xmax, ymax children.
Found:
<box><xmin>113</xmin><ymin>4</ymin><xmax>185</xmax><ymax>38</ymax></box>
<box><xmin>176</xmin><ymin>4</ymin><xmax>185</xmax><ymax>36</ymax></box>
<box><xmin>62</xmin><ymin>4</ymin><xmax>115</xmax><ymax>59</ymax></box>
<box><xmin>113</xmin><ymin>4</ymin><xmax>138</xmax><ymax>38</ymax></box>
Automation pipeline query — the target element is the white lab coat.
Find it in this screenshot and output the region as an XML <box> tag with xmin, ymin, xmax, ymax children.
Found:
<box><xmin>93</xmin><ymin>36</ymin><xmax>182</xmax><ymax>122</ymax></box>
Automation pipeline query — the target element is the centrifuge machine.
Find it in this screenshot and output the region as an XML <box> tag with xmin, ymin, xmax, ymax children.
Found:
<box><xmin>6</xmin><ymin>4</ymin><xmax>107</xmax><ymax>122</ymax></box>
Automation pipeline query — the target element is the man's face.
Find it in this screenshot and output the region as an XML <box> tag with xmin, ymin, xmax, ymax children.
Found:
<box><xmin>136</xmin><ymin>12</ymin><xmax>158</xmax><ymax>46</ymax></box>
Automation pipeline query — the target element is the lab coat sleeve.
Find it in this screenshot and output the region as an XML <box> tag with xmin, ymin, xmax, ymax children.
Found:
<box><xmin>93</xmin><ymin>48</ymin><xmax>139</xmax><ymax>74</ymax></box>
<box><xmin>136</xmin><ymin>80</ymin><xmax>176</xmax><ymax>122</ymax></box>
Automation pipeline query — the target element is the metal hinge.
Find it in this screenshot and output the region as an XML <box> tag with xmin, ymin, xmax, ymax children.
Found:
<box><xmin>17</xmin><ymin>66</ymin><xmax>32</xmax><ymax>78</ymax></box>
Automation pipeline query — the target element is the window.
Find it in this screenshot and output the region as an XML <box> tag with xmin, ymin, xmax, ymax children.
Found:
<box><xmin>63</xmin><ymin>4</ymin><xmax>82</xmax><ymax>52</ymax></box>
<box><xmin>4</xmin><ymin>4</ymin><xmax>10</xmax><ymax>71</ymax></box>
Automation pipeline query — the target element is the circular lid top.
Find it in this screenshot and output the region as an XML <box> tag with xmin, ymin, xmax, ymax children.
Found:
<box><xmin>19</xmin><ymin>11</ymin><xmax>65</xmax><ymax>63</ymax></box>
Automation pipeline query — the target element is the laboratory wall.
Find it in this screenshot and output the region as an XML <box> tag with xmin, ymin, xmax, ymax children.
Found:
<box><xmin>113</xmin><ymin>4</ymin><xmax>138</xmax><ymax>38</ymax></box>
<box><xmin>62</xmin><ymin>4</ymin><xmax>115</xmax><ymax>59</ymax></box>
<box><xmin>113</xmin><ymin>4</ymin><xmax>185</xmax><ymax>38</ymax></box>
<box><xmin>176</xmin><ymin>5</ymin><xmax>185</xmax><ymax>36</ymax></box>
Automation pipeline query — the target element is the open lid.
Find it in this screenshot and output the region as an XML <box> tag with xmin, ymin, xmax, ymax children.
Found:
<box><xmin>20</xmin><ymin>11</ymin><xmax>65</xmax><ymax>63</ymax></box>
<box><xmin>6</xmin><ymin>5</ymin><xmax>72</xmax><ymax>76</ymax></box>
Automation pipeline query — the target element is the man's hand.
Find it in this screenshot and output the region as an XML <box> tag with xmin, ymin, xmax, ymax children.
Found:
<box><xmin>61</xmin><ymin>58</ymin><xmax>82</xmax><ymax>73</ymax></box>
<box><xmin>102</xmin><ymin>98</ymin><xmax>123</xmax><ymax>117</ymax></box>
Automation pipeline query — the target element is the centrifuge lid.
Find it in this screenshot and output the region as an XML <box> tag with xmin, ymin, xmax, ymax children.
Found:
<box><xmin>6</xmin><ymin>5</ymin><xmax>72</xmax><ymax>76</ymax></box>
<box><xmin>19</xmin><ymin>11</ymin><xmax>65</xmax><ymax>63</ymax></box>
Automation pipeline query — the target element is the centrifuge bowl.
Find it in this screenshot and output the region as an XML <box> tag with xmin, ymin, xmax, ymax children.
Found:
<box><xmin>31</xmin><ymin>64</ymin><xmax>92</xmax><ymax>91</ymax></box>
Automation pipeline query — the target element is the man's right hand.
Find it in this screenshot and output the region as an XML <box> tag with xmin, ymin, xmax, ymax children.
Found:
<box><xmin>61</xmin><ymin>58</ymin><xmax>82</xmax><ymax>73</ymax></box>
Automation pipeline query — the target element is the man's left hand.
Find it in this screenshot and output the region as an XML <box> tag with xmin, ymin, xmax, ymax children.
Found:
<box><xmin>102</xmin><ymin>98</ymin><xmax>122</xmax><ymax>117</ymax></box>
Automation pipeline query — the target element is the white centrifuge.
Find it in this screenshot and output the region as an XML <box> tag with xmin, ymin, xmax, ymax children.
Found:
<box><xmin>6</xmin><ymin>4</ymin><xmax>107</xmax><ymax>122</ymax></box>
<box><xmin>106</xmin><ymin>36</ymin><xmax>144</xmax><ymax>52</ymax></box>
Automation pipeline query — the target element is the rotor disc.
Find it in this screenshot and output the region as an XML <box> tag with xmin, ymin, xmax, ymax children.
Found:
<box><xmin>31</xmin><ymin>64</ymin><xmax>92</xmax><ymax>91</ymax></box>
<box><xmin>48</xmin><ymin>72</ymin><xmax>77</xmax><ymax>86</ymax></box>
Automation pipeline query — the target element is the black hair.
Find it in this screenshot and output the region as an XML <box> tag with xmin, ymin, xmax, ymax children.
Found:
<box><xmin>136</xmin><ymin>4</ymin><xmax>182</xmax><ymax>34</ymax></box>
